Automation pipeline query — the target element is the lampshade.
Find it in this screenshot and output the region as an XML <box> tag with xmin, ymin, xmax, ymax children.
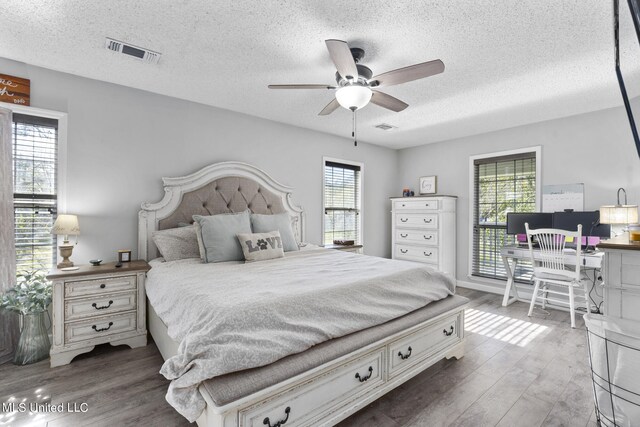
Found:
<box><xmin>335</xmin><ymin>85</ymin><xmax>372</xmax><ymax>110</ymax></box>
<box><xmin>51</xmin><ymin>214</ymin><xmax>80</xmax><ymax>236</ymax></box>
<box><xmin>599</xmin><ymin>205</ymin><xmax>639</xmax><ymax>224</ymax></box>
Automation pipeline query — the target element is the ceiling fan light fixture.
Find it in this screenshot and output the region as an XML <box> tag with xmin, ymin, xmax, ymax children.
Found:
<box><xmin>335</xmin><ymin>85</ymin><xmax>372</xmax><ymax>110</ymax></box>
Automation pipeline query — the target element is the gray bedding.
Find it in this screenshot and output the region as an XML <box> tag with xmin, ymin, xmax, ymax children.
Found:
<box><xmin>203</xmin><ymin>294</ymin><xmax>468</xmax><ymax>406</ymax></box>
<box><xmin>146</xmin><ymin>249</ymin><xmax>456</xmax><ymax>422</ymax></box>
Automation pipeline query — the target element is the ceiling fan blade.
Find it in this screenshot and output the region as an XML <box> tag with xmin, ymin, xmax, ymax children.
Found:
<box><xmin>370</xmin><ymin>90</ymin><xmax>409</xmax><ymax>112</ymax></box>
<box><xmin>318</xmin><ymin>98</ymin><xmax>340</xmax><ymax>116</ymax></box>
<box><xmin>372</xmin><ymin>59</ymin><xmax>444</xmax><ymax>87</ymax></box>
<box><xmin>325</xmin><ymin>39</ymin><xmax>359</xmax><ymax>81</ymax></box>
<box><xmin>268</xmin><ymin>84</ymin><xmax>336</xmax><ymax>89</ymax></box>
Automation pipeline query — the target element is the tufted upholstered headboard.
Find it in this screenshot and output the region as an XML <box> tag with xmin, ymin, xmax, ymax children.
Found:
<box><xmin>138</xmin><ymin>162</ymin><xmax>305</xmax><ymax>260</ymax></box>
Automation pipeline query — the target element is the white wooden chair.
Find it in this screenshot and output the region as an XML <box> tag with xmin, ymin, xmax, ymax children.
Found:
<box><xmin>525</xmin><ymin>223</ymin><xmax>588</xmax><ymax>328</ymax></box>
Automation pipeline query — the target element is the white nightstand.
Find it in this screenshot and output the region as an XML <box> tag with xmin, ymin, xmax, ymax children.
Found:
<box><xmin>47</xmin><ymin>260</ymin><xmax>151</xmax><ymax>367</ymax></box>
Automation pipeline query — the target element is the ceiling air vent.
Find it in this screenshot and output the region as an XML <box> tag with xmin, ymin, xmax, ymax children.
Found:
<box><xmin>105</xmin><ymin>38</ymin><xmax>161</xmax><ymax>64</ymax></box>
<box><xmin>375</xmin><ymin>123</ymin><xmax>397</xmax><ymax>131</ymax></box>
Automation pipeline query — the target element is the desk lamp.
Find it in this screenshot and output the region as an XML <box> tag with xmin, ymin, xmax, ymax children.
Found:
<box><xmin>600</xmin><ymin>188</ymin><xmax>638</xmax><ymax>237</ymax></box>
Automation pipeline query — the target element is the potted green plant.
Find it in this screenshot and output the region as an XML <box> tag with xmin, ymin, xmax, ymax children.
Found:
<box><xmin>1</xmin><ymin>270</ymin><xmax>52</xmax><ymax>365</ymax></box>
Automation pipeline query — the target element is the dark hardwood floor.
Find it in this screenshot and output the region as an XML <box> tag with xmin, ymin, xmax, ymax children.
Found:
<box><xmin>0</xmin><ymin>288</ymin><xmax>597</xmax><ymax>427</ymax></box>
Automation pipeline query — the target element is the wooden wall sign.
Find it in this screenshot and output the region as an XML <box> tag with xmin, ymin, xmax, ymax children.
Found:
<box><xmin>0</xmin><ymin>73</ymin><xmax>30</xmax><ymax>106</ymax></box>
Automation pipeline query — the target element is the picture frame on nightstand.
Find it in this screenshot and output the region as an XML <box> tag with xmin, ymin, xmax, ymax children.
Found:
<box><xmin>118</xmin><ymin>249</ymin><xmax>132</xmax><ymax>263</ymax></box>
<box><xmin>419</xmin><ymin>176</ymin><xmax>437</xmax><ymax>195</ymax></box>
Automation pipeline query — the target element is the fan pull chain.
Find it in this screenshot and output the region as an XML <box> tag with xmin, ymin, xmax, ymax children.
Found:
<box><xmin>352</xmin><ymin>108</ymin><xmax>358</xmax><ymax>147</ymax></box>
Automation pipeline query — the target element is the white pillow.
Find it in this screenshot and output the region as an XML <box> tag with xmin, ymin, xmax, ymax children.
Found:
<box><xmin>236</xmin><ymin>231</ymin><xmax>285</xmax><ymax>262</ymax></box>
<box><xmin>152</xmin><ymin>226</ymin><xmax>200</xmax><ymax>262</ymax></box>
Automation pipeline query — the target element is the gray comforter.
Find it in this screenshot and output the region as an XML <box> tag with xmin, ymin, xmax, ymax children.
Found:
<box><xmin>146</xmin><ymin>249</ymin><xmax>455</xmax><ymax>422</ymax></box>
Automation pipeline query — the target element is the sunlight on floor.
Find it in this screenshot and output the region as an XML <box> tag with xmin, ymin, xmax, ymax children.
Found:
<box><xmin>465</xmin><ymin>308</ymin><xmax>549</xmax><ymax>347</ymax></box>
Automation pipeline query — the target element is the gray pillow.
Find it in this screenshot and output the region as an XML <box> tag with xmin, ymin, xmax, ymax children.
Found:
<box><xmin>193</xmin><ymin>211</ymin><xmax>252</xmax><ymax>262</ymax></box>
<box><xmin>250</xmin><ymin>213</ymin><xmax>299</xmax><ymax>252</ymax></box>
<box><xmin>237</xmin><ymin>231</ymin><xmax>285</xmax><ymax>262</ymax></box>
<box><xmin>152</xmin><ymin>226</ymin><xmax>200</xmax><ymax>262</ymax></box>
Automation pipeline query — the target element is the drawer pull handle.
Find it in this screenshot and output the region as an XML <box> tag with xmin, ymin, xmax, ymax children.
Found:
<box><xmin>400</xmin><ymin>218</ymin><xmax>408</xmax><ymax>223</ymax></box>
<box><xmin>402</xmin><ymin>203</ymin><xmax>406</xmax><ymax>207</ymax></box>
<box><xmin>92</xmin><ymin>300</ymin><xmax>114</xmax><ymax>310</ymax></box>
<box><xmin>443</xmin><ymin>326</ymin><xmax>454</xmax><ymax>336</ymax></box>
<box><xmin>424</xmin><ymin>251</ymin><xmax>433</xmax><ymax>257</ymax></box>
<box><xmin>400</xmin><ymin>233</ymin><xmax>408</xmax><ymax>238</ymax></box>
<box><xmin>400</xmin><ymin>249</ymin><xmax>408</xmax><ymax>254</ymax></box>
<box><xmin>423</xmin><ymin>218</ymin><xmax>433</xmax><ymax>223</ymax></box>
<box><xmin>263</xmin><ymin>406</ymin><xmax>290</xmax><ymax>427</ymax></box>
<box><xmin>424</xmin><ymin>235</ymin><xmax>432</xmax><ymax>240</ymax></box>
<box><xmin>355</xmin><ymin>366</ymin><xmax>373</xmax><ymax>382</ymax></box>
<box><xmin>398</xmin><ymin>346</ymin><xmax>412</xmax><ymax>360</ymax></box>
<box><xmin>92</xmin><ymin>322</ymin><xmax>114</xmax><ymax>332</ymax></box>
<box><xmin>100</xmin><ymin>284</ymin><xmax>106</xmax><ymax>289</ymax></box>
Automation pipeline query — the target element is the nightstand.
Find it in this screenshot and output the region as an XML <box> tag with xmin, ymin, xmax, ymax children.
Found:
<box><xmin>322</xmin><ymin>244</ymin><xmax>364</xmax><ymax>254</ymax></box>
<box><xmin>47</xmin><ymin>260</ymin><xmax>151</xmax><ymax>367</ymax></box>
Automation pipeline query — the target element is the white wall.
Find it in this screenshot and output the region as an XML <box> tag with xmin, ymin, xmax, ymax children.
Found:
<box><xmin>0</xmin><ymin>57</ymin><xmax>398</xmax><ymax>262</ymax></box>
<box><xmin>397</xmin><ymin>104</ymin><xmax>640</xmax><ymax>290</ymax></box>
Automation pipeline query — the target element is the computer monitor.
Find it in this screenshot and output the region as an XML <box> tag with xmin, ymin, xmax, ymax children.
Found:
<box><xmin>551</xmin><ymin>211</ymin><xmax>611</xmax><ymax>238</ymax></box>
<box><xmin>506</xmin><ymin>213</ymin><xmax>553</xmax><ymax>235</ymax></box>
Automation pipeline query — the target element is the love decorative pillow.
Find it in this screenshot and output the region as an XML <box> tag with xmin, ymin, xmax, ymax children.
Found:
<box><xmin>236</xmin><ymin>231</ymin><xmax>285</xmax><ymax>262</ymax></box>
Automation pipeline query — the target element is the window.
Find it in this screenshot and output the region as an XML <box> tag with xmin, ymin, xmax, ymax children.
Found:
<box><xmin>471</xmin><ymin>149</ymin><xmax>539</xmax><ymax>281</ymax></box>
<box><xmin>323</xmin><ymin>159</ymin><xmax>362</xmax><ymax>245</ymax></box>
<box><xmin>12</xmin><ymin>114</ymin><xmax>59</xmax><ymax>274</ymax></box>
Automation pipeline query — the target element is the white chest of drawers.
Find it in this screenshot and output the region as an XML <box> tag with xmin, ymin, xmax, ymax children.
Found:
<box><xmin>47</xmin><ymin>260</ymin><xmax>150</xmax><ymax>367</ymax></box>
<box><xmin>391</xmin><ymin>196</ymin><xmax>457</xmax><ymax>276</ymax></box>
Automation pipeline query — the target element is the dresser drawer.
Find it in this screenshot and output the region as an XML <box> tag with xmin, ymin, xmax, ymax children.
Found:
<box><xmin>388</xmin><ymin>313</ymin><xmax>461</xmax><ymax>377</ymax></box>
<box><xmin>394</xmin><ymin>199</ymin><xmax>439</xmax><ymax>211</ymax></box>
<box><xmin>395</xmin><ymin>245</ymin><xmax>439</xmax><ymax>264</ymax></box>
<box><xmin>64</xmin><ymin>292</ymin><xmax>137</xmax><ymax>321</ymax></box>
<box><xmin>239</xmin><ymin>349</ymin><xmax>384</xmax><ymax>427</ymax></box>
<box><xmin>396</xmin><ymin>230</ymin><xmax>438</xmax><ymax>245</ymax></box>
<box><xmin>64</xmin><ymin>312</ymin><xmax>137</xmax><ymax>344</ymax></box>
<box><xmin>396</xmin><ymin>213</ymin><xmax>438</xmax><ymax>229</ymax></box>
<box><xmin>65</xmin><ymin>275</ymin><xmax>136</xmax><ymax>298</ymax></box>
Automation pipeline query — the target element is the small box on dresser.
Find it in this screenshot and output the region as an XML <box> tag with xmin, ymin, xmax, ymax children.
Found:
<box><xmin>47</xmin><ymin>260</ymin><xmax>151</xmax><ymax>367</ymax></box>
<box><xmin>391</xmin><ymin>196</ymin><xmax>456</xmax><ymax>276</ymax></box>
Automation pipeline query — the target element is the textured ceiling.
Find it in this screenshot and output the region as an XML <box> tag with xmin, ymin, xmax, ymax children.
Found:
<box><xmin>0</xmin><ymin>0</ymin><xmax>639</xmax><ymax>148</ymax></box>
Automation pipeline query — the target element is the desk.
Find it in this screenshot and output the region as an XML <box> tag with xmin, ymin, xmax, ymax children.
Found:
<box><xmin>500</xmin><ymin>245</ymin><xmax>604</xmax><ymax>307</ymax></box>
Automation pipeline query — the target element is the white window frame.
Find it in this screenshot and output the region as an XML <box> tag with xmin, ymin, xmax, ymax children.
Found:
<box><xmin>467</xmin><ymin>146</ymin><xmax>542</xmax><ymax>284</ymax></box>
<box><xmin>321</xmin><ymin>156</ymin><xmax>364</xmax><ymax>247</ymax></box>
<box><xmin>2</xmin><ymin>102</ymin><xmax>68</xmax><ymax>273</ymax></box>
<box><xmin>2</xmin><ymin>102</ymin><xmax>68</xmax><ymax>212</ymax></box>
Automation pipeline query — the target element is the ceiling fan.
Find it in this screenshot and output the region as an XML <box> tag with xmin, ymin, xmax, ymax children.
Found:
<box><xmin>268</xmin><ymin>39</ymin><xmax>445</xmax><ymax>116</ymax></box>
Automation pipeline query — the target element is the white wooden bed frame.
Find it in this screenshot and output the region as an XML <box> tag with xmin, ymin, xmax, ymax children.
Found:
<box><xmin>138</xmin><ymin>161</ymin><xmax>466</xmax><ymax>427</ymax></box>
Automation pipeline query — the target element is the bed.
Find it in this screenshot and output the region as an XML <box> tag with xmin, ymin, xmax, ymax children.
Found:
<box><xmin>138</xmin><ymin>161</ymin><xmax>468</xmax><ymax>427</ymax></box>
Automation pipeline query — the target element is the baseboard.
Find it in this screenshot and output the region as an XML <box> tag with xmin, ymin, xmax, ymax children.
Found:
<box><xmin>456</xmin><ymin>280</ymin><xmax>504</xmax><ymax>296</ymax></box>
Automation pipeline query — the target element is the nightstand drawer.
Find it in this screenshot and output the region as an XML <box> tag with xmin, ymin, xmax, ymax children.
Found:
<box><xmin>64</xmin><ymin>312</ymin><xmax>137</xmax><ymax>344</ymax></box>
<box><xmin>64</xmin><ymin>292</ymin><xmax>137</xmax><ymax>321</ymax></box>
<box><xmin>65</xmin><ymin>275</ymin><xmax>136</xmax><ymax>298</ymax></box>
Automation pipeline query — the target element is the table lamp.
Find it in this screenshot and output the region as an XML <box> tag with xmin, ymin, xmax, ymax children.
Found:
<box><xmin>600</xmin><ymin>188</ymin><xmax>638</xmax><ymax>237</ymax></box>
<box><xmin>51</xmin><ymin>214</ymin><xmax>80</xmax><ymax>268</ymax></box>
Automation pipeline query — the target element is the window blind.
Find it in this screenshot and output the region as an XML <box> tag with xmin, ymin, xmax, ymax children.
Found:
<box><xmin>472</xmin><ymin>152</ymin><xmax>536</xmax><ymax>281</ymax></box>
<box><xmin>323</xmin><ymin>161</ymin><xmax>361</xmax><ymax>245</ymax></box>
<box><xmin>12</xmin><ymin>113</ymin><xmax>58</xmax><ymax>274</ymax></box>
